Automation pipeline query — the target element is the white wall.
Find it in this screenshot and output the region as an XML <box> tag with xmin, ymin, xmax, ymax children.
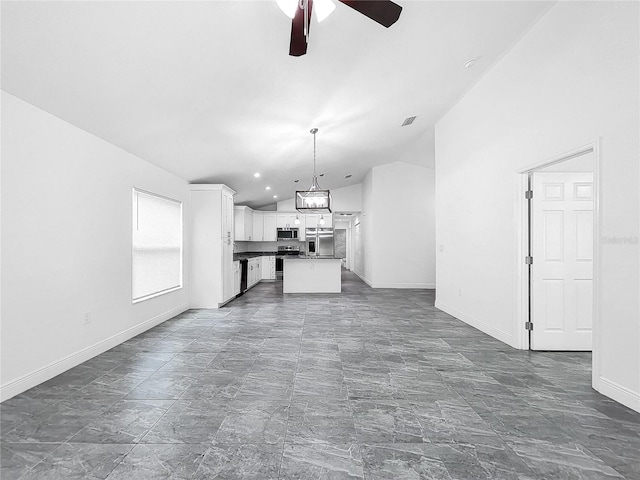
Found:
<box><xmin>359</xmin><ymin>162</ymin><xmax>436</xmax><ymax>288</ymax></box>
<box><xmin>359</xmin><ymin>170</ymin><xmax>374</xmax><ymax>283</ymax></box>
<box><xmin>1</xmin><ymin>92</ymin><xmax>191</xmax><ymax>401</ymax></box>
<box><xmin>435</xmin><ymin>2</ymin><xmax>639</xmax><ymax>411</ymax></box>
<box><xmin>353</xmin><ymin>214</ymin><xmax>364</xmax><ymax>278</ymax></box>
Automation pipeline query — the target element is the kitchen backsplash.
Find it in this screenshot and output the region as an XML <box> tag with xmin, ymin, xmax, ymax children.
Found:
<box><xmin>235</xmin><ymin>241</ymin><xmax>304</xmax><ymax>253</ymax></box>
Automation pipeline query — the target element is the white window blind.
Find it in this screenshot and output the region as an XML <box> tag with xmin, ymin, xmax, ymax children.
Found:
<box><xmin>132</xmin><ymin>189</ymin><xmax>183</xmax><ymax>302</ymax></box>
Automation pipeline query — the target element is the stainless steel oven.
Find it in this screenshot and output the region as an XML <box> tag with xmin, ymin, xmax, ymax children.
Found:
<box><xmin>276</xmin><ymin>245</ymin><xmax>300</xmax><ymax>279</ymax></box>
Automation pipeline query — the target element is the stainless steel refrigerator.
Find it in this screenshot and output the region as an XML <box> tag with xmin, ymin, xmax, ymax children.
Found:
<box><xmin>306</xmin><ymin>228</ymin><xmax>334</xmax><ymax>257</ymax></box>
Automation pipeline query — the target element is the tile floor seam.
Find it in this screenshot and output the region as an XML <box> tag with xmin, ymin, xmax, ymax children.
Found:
<box><xmin>277</xmin><ymin>312</ymin><xmax>306</xmax><ymax>479</ymax></box>
<box><xmin>96</xmin><ymin>442</ymin><xmax>138</xmax><ymax>480</ymax></box>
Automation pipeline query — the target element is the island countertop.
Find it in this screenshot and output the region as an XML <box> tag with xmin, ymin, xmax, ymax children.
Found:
<box><xmin>285</xmin><ymin>256</ymin><xmax>339</xmax><ymax>260</ymax></box>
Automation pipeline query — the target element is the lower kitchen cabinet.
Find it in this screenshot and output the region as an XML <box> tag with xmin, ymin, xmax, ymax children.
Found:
<box><xmin>248</xmin><ymin>257</ymin><xmax>261</xmax><ymax>288</ymax></box>
<box><xmin>243</xmin><ymin>255</ymin><xmax>276</xmax><ymax>292</ymax></box>
<box><xmin>233</xmin><ymin>261</ymin><xmax>241</xmax><ymax>296</ymax></box>
<box><xmin>262</xmin><ymin>255</ymin><xmax>276</xmax><ymax>280</ymax></box>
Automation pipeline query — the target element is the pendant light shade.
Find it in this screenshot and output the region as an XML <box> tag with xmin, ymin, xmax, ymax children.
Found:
<box><xmin>296</xmin><ymin>128</ymin><xmax>332</xmax><ymax>214</ymax></box>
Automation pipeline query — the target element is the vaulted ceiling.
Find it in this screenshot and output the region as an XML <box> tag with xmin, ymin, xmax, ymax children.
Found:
<box><xmin>1</xmin><ymin>1</ymin><xmax>553</xmax><ymax>208</ymax></box>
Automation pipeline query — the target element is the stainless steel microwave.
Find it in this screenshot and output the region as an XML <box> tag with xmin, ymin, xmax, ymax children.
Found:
<box><xmin>277</xmin><ymin>228</ymin><xmax>298</xmax><ymax>240</ymax></box>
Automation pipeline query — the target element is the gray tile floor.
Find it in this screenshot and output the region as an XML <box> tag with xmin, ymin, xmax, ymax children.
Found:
<box><xmin>2</xmin><ymin>270</ymin><xmax>640</xmax><ymax>479</ymax></box>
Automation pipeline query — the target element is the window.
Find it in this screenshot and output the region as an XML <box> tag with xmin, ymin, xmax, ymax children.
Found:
<box><xmin>132</xmin><ymin>188</ymin><xmax>183</xmax><ymax>302</ymax></box>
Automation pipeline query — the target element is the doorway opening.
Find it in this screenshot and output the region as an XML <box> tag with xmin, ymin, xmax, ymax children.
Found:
<box><xmin>517</xmin><ymin>141</ymin><xmax>601</xmax><ymax>384</ymax></box>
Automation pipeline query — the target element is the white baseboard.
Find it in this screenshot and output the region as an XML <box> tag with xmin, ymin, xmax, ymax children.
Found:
<box><xmin>0</xmin><ymin>303</ymin><xmax>189</xmax><ymax>402</ymax></box>
<box><xmin>435</xmin><ymin>300</ymin><xmax>517</xmax><ymax>348</ymax></box>
<box><xmin>352</xmin><ymin>271</ymin><xmax>434</xmax><ymax>290</ymax></box>
<box><xmin>354</xmin><ymin>270</ymin><xmax>373</xmax><ymax>287</ymax></box>
<box><xmin>597</xmin><ymin>376</ymin><xmax>640</xmax><ymax>413</ymax></box>
<box><xmin>371</xmin><ymin>282</ymin><xmax>436</xmax><ymax>289</ymax></box>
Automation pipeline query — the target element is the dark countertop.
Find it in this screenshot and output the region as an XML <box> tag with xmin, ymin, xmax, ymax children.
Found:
<box><xmin>233</xmin><ymin>252</ymin><xmax>278</xmax><ymax>261</ymax></box>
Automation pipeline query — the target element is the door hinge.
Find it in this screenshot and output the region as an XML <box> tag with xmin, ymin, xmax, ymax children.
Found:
<box><xmin>525</xmin><ymin>190</ymin><xmax>533</xmax><ymax>199</ymax></box>
<box><xmin>525</xmin><ymin>321</ymin><xmax>533</xmax><ymax>331</ymax></box>
<box><xmin>525</xmin><ymin>256</ymin><xmax>533</xmax><ymax>265</ymax></box>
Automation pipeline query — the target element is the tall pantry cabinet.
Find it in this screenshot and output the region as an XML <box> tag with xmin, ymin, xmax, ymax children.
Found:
<box><xmin>189</xmin><ymin>184</ymin><xmax>236</xmax><ymax>308</ymax></box>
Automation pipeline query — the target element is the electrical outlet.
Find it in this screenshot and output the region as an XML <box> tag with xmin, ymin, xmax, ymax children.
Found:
<box><xmin>458</xmin><ymin>289</ymin><xmax>462</xmax><ymax>297</ymax></box>
<box><xmin>439</xmin><ymin>245</ymin><xmax>444</xmax><ymax>252</ymax></box>
<box><xmin>84</xmin><ymin>312</ymin><xmax>91</xmax><ymax>325</ymax></box>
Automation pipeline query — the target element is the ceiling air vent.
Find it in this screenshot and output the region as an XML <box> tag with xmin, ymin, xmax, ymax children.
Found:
<box><xmin>401</xmin><ymin>116</ymin><xmax>417</xmax><ymax>127</ymax></box>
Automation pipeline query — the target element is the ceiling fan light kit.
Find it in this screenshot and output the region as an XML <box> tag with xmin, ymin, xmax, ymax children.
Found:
<box><xmin>296</xmin><ymin>128</ymin><xmax>332</xmax><ymax>214</ymax></box>
<box><xmin>284</xmin><ymin>0</ymin><xmax>402</xmax><ymax>57</ymax></box>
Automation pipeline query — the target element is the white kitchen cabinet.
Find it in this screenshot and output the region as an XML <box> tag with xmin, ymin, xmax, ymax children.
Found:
<box><xmin>263</xmin><ymin>213</ymin><xmax>277</xmax><ymax>241</ymax></box>
<box><xmin>305</xmin><ymin>214</ymin><xmax>318</xmax><ymax>229</ymax></box>
<box><xmin>189</xmin><ymin>184</ymin><xmax>237</xmax><ymax>308</ymax></box>
<box><xmin>298</xmin><ymin>214</ymin><xmax>308</xmax><ymax>241</ymax></box>
<box><xmin>305</xmin><ymin>213</ymin><xmax>332</xmax><ymax>229</ymax></box>
<box><xmin>277</xmin><ymin>213</ymin><xmax>298</xmax><ymax>229</ymax></box>
<box><xmin>321</xmin><ymin>214</ymin><xmax>333</xmax><ymax>228</ymax></box>
<box><xmin>234</xmin><ymin>206</ymin><xmax>254</xmax><ymax>241</ymax></box>
<box><xmin>269</xmin><ymin>255</ymin><xmax>276</xmax><ymax>279</ymax></box>
<box><xmin>222</xmin><ymin>189</ymin><xmax>234</xmax><ymax>240</ymax></box>
<box><xmin>233</xmin><ymin>261</ymin><xmax>241</xmax><ymax>296</ymax></box>
<box><xmin>262</xmin><ymin>255</ymin><xmax>276</xmax><ymax>280</ymax></box>
<box><xmin>222</xmin><ymin>240</ymin><xmax>234</xmax><ymax>301</ymax></box>
<box><xmin>252</xmin><ymin>211</ymin><xmax>264</xmax><ymax>241</ymax></box>
<box><xmin>248</xmin><ymin>257</ymin><xmax>261</xmax><ymax>288</ymax></box>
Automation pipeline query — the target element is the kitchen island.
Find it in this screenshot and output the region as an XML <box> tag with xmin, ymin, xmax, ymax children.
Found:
<box><xmin>283</xmin><ymin>257</ymin><xmax>342</xmax><ymax>293</ymax></box>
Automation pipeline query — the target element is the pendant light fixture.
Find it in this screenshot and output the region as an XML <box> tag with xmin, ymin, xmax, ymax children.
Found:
<box><xmin>296</xmin><ymin>128</ymin><xmax>332</xmax><ymax>214</ymax></box>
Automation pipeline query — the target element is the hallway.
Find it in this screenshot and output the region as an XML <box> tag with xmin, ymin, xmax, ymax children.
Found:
<box><xmin>2</xmin><ymin>271</ymin><xmax>639</xmax><ymax>479</ymax></box>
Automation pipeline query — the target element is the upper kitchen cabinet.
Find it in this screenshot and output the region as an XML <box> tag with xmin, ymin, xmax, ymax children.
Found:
<box><xmin>277</xmin><ymin>213</ymin><xmax>298</xmax><ymax>229</ymax></box>
<box><xmin>263</xmin><ymin>213</ymin><xmax>277</xmax><ymax>241</ymax></box>
<box><xmin>234</xmin><ymin>206</ymin><xmax>254</xmax><ymax>241</ymax></box>
<box><xmin>322</xmin><ymin>214</ymin><xmax>333</xmax><ymax>228</ymax></box>
<box><xmin>222</xmin><ymin>189</ymin><xmax>234</xmax><ymax>240</ymax></box>
<box><xmin>252</xmin><ymin>211</ymin><xmax>264</xmax><ymax>242</ymax></box>
<box><xmin>189</xmin><ymin>184</ymin><xmax>237</xmax><ymax>308</ymax></box>
<box><xmin>305</xmin><ymin>213</ymin><xmax>333</xmax><ymax>229</ymax></box>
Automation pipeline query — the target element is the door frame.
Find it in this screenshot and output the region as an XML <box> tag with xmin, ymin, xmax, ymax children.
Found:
<box><xmin>515</xmin><ymin>139</ymin><xmax>602</xmax><ymax>390</ymax></box>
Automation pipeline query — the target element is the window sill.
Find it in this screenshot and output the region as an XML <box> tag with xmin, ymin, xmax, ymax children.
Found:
<box><xmin>132</xmin><ymin>285</ymin><xmax>183</xmax><ymax>304</ymax></box>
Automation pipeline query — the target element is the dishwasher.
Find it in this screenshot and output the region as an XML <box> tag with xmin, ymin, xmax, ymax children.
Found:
<box><xmin>239</xmin><ymin>258</ymin><xmax>248</xmax><ymax>294</ymax></box>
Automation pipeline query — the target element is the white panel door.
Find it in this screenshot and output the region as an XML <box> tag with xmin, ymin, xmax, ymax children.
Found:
<box><xmin>531</xmin><ymin>172</ymin><xmax>593</xmax><ymax>350</ymax></box>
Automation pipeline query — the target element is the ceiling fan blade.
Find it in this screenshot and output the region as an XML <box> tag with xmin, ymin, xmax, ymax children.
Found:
<box><xmin>289</xmin><ymin>0</ymin><xmax>314</xmax><ymax>56</ymax></box>
<box><xmin>338</xmin><ymin>0</ymin><xmax>402</xmax><ymax>28</ymax></box>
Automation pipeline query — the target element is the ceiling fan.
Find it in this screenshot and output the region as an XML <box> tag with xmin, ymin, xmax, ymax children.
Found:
<box><xmin>277</xmin><ymin>0</ymin><xmax>403</xmax><ymax>56</ymax></box>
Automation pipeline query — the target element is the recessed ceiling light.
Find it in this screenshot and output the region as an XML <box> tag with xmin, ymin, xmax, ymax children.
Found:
<box><xmin>273</xmin><ymin>195</ymin><xmax>278</xmax><ymax>199</ymax></box>
<box><xmin>265</xmin><ymin>186</ymin><xmax>271</xmax><ymax>190</ymax></box>
<box><xmin>253</xmin><ymin>172</ymin><xmax>261</xmax><ymax>178</ymax></box>
<box><xmin>464</xmin><ymin>58</ymin><xmax>477</xmax><ymax>68</ymax></box>
<box><xmin>345</xmin><ymin>174</ymin><xmax>352</xmax><ymax>179</ymax></box>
